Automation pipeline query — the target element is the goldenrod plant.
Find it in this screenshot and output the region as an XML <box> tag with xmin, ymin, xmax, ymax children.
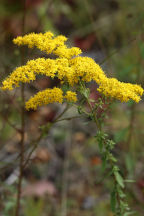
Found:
<box><xmin>1</xmin><ymin>32</ymin><xmax>143</xmax><ymax>216</ymax></box>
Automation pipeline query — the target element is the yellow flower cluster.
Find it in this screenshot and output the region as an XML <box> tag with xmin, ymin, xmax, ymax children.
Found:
<box><xmin>25</xmin><ymin>88</ymin><xmax>77</xmax><ymax>110</ymax></box>
<box><xmin>69</xmin><ymin>57</ymin><xmax>106</xmax><ymax>85</ymax></box>
<box><xmin>13</xmin><ymin>31</ymin><xmax>81</xmax><ymax>59</ymax></box>
<box><xmin>1</xmin><ymin>31</ymin><xmax>143</xmax><ymax>110</ymax></box>
<box><xmin>1</xmin><ymin>58</ymin><xmax>57</xmax><ymax>90</ymax></box>
<box><xmin>64</xmin><ymin>91</ymin><xmax>77</xmax><ymax>103</ymax></box>
<box><xmin>97</xmin><ymin>78</ymin><xmax>143</xmax><ymax>103</ymax></box>
<box><xmin>25</xmin><ymin>88</ymin><xmax>63</xmax><ymax>110</ymax></box>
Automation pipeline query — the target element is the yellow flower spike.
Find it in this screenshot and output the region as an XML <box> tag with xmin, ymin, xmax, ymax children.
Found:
<box><xmin>97</xmin><ymin>78</ymin><xmax>143</xmax><ymax>103</ymax></box>
<box><xmin>1</xmin><ymin>58</ymin><xmax>58</xmax><ymax>90</ymax></box>
<box><xmin>13</xmin><ymin>32</ymin><xmax>67</xmax><ymax>55</ymax></box>
<box><xmin>25</xmin><ymin>87</ymin><xmax>63</xmax><ymax>110</ymax></box>
<box><xmin>65</xmin><ymin>91</ymin><xmax>77</xmax><ymax>103</ymax></box>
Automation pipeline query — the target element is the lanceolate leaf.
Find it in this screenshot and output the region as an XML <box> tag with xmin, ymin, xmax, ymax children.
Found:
<box><xmin>114</xmin><ymin>172</ymin><xmax>125</xmax><ymax>188</ymax></box>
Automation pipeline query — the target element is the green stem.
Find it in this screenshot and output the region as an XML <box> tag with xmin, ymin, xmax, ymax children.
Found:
<box><xmin>15</xmin><ymin>1</ymin><xmax>26</xmax><ymax>215</ymax></box>
<box><xmin>87</xmin><ymin>99</ymin><xmax>101</xmax><ymax>130</ymax></box>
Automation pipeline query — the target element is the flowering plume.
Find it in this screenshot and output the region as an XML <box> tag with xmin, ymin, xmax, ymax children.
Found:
<box><xmin>1</xmin><ymin>31</ymin><xmax>143</xmax><ymax>110</ymax></box>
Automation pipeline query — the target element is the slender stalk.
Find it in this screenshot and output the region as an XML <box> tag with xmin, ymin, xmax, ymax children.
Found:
<box><xmin>15</xmin><ymin>85</ymin><xmax>25</xmax><ymax>216</ymax></box>
<box><xmin>55</xmin><ymin>115</ymin><xmax>81</xmax><ymax>122</ymax></box>
<box><xmin>60</xmin><ymin>130</ymin><xmax>71</xmax><ymax>216</ymax></box>
<box><xmin>23</xmin><ymin>104</ymin><xmax>70</xmax><ymax>168</ymax></box>
<box><xmin>126</xmin><ymin>103</ymin><xmax>136</xmax><ymax>147</ymax></box>
<box><xmin>87</xmin><ymin>99</ymin><xmax>101</xmax><ymax>131</ymax></box>
<box><xmin>15</xmin><ymin>1</ymin><xmax>26</xmax><ymax>216</ymax></box>
<box><xmin>54</xmin><ymin>104</ymin><xmax>70</xmax><ymax>122</ymax></box>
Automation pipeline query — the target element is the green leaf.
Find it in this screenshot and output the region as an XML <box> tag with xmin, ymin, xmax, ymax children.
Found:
<box><xmin>109</xmin><ymin>153</ymin><xmax>117</xmax><ymax>162</ymax></box>
<box><xmin>123</xmin><ymin>212</ymin><xmax>136</xmax><ymax>216</ymax></box>
<box><xmin>114</xmin><ymin>172</ymin><xmax>125</xmax><ymax>188</ymax></box>
<box><xmin>117</xmin><ymin>187</ymin><xmax>126</xmax><ymax>198</ymax></box>
<box><xmin>83</xmin><ymin>88</ymin><xmax>90</xmax><ymax>98</ymax></box>
<box><xmin>77</xmin><ymin>106</ymin><xmax>83</xmax><ymax>114</ymax></box>
<box><xmin>106</xmin><ymin>139</ymin><xmax>116</xmax><ymax>150</ymax></box>
<box><xmin>124</xmin><ymin>179</ymin><xmax>135</xmax><ymax>183</ymax></box>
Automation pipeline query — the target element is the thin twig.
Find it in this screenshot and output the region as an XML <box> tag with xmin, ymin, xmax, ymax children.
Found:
<box><xmin>0</xmin><ymin>111</ymin><xmax>21</xmax><ymax>133</ymax></box>
<box><xmin>23</xmin><ymin>104</ymin><xmax>70</xmax><ymax>168</ymax></box>
<box><xmin>60</xmin><ymin>125</ymin><xmax>72</xmax><ymax>216</ymax></box>
<box><xmin>55</xmin><ymin>115</ymin><xmax>81</xmax><ymax>122</ymax></box>
<box><xmin>54</xmin><ymin>104</ymin><xmax>70</xmax><ymax>122</ymax></box>
<box><xmin>15</xmin><ymin>1</ymin><xmax>26</xmax><ymax>215</ymax></box>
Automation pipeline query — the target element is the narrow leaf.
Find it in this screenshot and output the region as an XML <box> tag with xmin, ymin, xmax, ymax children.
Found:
<box><xmin>124</xmin><ymin>179</ymin><xmax>135</xmax><ymax>183</ymax></box>
<box><xmin>124</xmin><ymin>212</ymin><xmax>136</xmax><ymax>216</ymax></box>
<box><xmin>114</xmin><ymin>172</ymin><xmax>125</xmax><ymax>188</ymax></box>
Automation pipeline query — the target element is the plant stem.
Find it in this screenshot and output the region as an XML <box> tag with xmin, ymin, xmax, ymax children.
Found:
<box><xmin>127</xmin><ymin>103</ymin><xmax>136</xmax><ymax>148</ymax></box>
<box><xmin>60</xmin><ymin>129</ymin><xmax>72</xmax><ymax>216</ymax></box>
<box><xmin>15</xmin><ymin>1</ymin><xmax>26</xmax><ymax>216</ymax></box>
<box><xmin>55</xmin><ymin>115</ymin><xmax>81</xmax><ymax>122</ymax></box>
<box><xmin>15</xmin><ymin>85</ymin><xmax>25</xmax><ymax>216</ymax></box>
<box><xmin>87</xmin><ymin>99</ymin><xmax>101</xmax><ymax>131</ymax></box>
